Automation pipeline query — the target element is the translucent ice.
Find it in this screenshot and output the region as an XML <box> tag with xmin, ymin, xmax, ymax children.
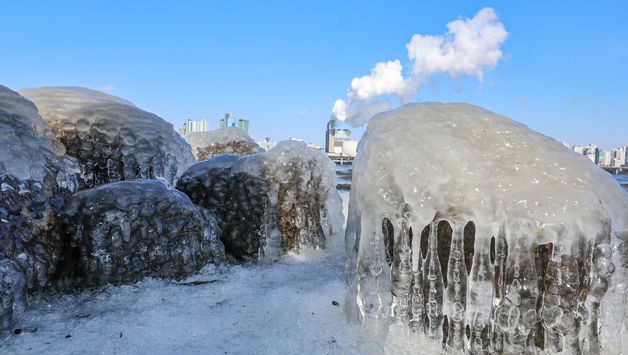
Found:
<box><xmin>345</xmin><ymin>103</ymin><xmax>628</xmax><ymax>353</ymax></box>
<box><xmin>0</xmin><ymin>85</ymin><xmax>77</xmax><ymax>332</ymax></box>
<box><xmin>57</xmin><ymin>179</ymin><xmax>225</xmax><ymax>288</ymax></box>
<box><xmin>20</xmin><ymin>87</ymin><xmax>196</xmax><ymax>189</ymax></box>
<box><xmin>177</xmin><ymin>141</ymin><xmax>344</xmax><ymax>260</ymax></box>
<box><xmin>183</xmin><ymin>127</ymin><xmax>264</xmax><ymax>161</ymax></box>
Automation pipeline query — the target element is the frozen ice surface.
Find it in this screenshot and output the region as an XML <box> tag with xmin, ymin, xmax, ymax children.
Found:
<box><xmin>0</xmin><ymin>85</ymin><xmax>67</xmax><ymax>182</ymax></box>
<box><xmin>177</xmin><ymin>141</ymin><xmax>344</xmax><ymax>261</ymax></box>
<box><xmin>176</xmin><ymin>154</ymin><xmax>272</xmax><ymax>260</ymax></box>
<box><xmin>57</xmin><ymin>179</ymin><xmax>225</xmax><ymax>288</ymax></box>
<box><xmin>20</xmin><ymin>87</ymin><xmax>196</xmax><ymax>189</ymax></box>
<box><xmin>0</xmin><ymin>191</ymin><xmax>374</xmax><ymax>355</ymax></box>
<box><xmin>183</xmin><ymin>127</ymin><xmax>264</xmax><ymax>161</ymax></box>
<box><xmin>345</xmin><ymin>103</ymin><xmax>628</xmax><ymax>353</ymax></box>
<box><xmin>0</xmin><ymin>85</ymin><xmax>80</xmax><ymax>332</ymax></box>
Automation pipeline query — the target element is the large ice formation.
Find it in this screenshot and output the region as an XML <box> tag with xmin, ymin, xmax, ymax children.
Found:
<box><xmin>20</xmin><ymin>87</ymin><xmax>196</xmax><ymax>189</ymax></box>
<box><xmin>177</xmin><ymin>141</ymin><xmax>344</xmax><ymax>260</ymax></box>
<box><xmin>0</xmin><ymin>85</ymin><xmax>79</xmax><ymax>331</ymax></box>
<box><xmin>57</xmin><ymin>179</ymin><xmax>225</xmax><ymax>288</ymax></box>
<box><xmin>183</xmin><ymin>127</ymin><xmax>264</xmax><ymax>161</ymax></box>
<box><xmin>345</xmin><ymin>103</ymin><xmax>628</xmax><ymax>353</ymax></box>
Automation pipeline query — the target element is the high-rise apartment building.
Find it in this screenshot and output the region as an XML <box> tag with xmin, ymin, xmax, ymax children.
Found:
<box><xmin>613</xmin><ymin>146</ymin><xmax>627</xmax><ymax>167</ymax></box>
<box><xmin>585</xmin><ymin>144</ymin><xmax>599</xmax><ymax>164</ymax></box>
<box><xmin>179</xmin><ymin>118</ymin><xmax>208</xmax><ymax>135</ymax></box>
<box><xmin>218</xmin><ymin>113</ymin><xmax>249</xmax><ymax>133</ymax></box>
<box><xmin>237</xmin><ymin>119</ymin><xmax>250</xmax><ymax>133</ymax></box>
<box><xmin>599</xmin><ymin>150</ymin><xmax>613</xmax><ymax>166</ymax></box>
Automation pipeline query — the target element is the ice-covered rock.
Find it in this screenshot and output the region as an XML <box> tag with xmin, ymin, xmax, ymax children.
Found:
<box><xmin>345</xmin><ymin>103</ymin><xmax>628</xmax><ymax>353</ymax></box>
<box><xmin>0</xmin><ymin>85</ymin><xmax>78</xmax><ymax>332</ymax></box>
<box><xmin>183</xmin><ymin>127</ymin><xmax>264</xmax><ymax>161</ymax></box>
<box><xmin>20</xmin><ymin>87</ymin><xmax>196</xmax><ymax>189</ymax></box>
<box><xmin>176</xmin><ymin>154</ymin><xmax>273</xmax><ymax>260</ymax></box>
<box><xmin>57</xmin><ymin>179</ymin><xmax>225</xmax><ymax>288</ymax></box>
<box><xmin>177</xmin><ymin>141</ymin><xmax>344</xmax><ymax>260</ymax></box>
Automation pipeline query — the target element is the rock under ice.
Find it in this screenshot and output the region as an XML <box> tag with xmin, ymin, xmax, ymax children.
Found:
<box><xmin>21</xmin><ymin>87</ymin><xmax>196</xmax><ymax>189</ymax></box>
<box><xmin>177</xmin><ymin>141</ymin><xmax>344</xmax><ymax>260</ymax></box>
<box><xmin>0</xmin><ymin>86</ymin><xmax>224</xmax><ymax>335</ymax></box>
<box><xmin>345</xmin><ymin>103</ymin><xmax>628</xmax><ymax>354</ymax></box>
<box><xmin>0</xmin><ymin>85</ymin><xmax>78</xmax><ymax>331</ymax></box>
<box><xmin>183</xmin><ymin>127</ymin><xmax>264</xmax><ymax>161</ymax></box>
<box><xmin>57</xmin><ymin>179</ymin><xmax>225</xmax><ymax>288</ymax></box>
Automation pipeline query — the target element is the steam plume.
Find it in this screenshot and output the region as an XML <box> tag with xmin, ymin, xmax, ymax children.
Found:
<box><xmin>332</xmin><ymin>7</ymin><xmax>508</xmax><ymax>126</ymax></box>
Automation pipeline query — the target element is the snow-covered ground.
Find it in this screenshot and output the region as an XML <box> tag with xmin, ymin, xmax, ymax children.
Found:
<box><xmin>2</xmin><ymin>191</ymin><xmax>369</xmax><ymax>355</ymax></box>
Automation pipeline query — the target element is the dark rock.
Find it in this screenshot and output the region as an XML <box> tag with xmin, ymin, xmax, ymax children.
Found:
<box><xmin>176</xmin><ymin>155</ymin><xmax>272</xmax><ymax>260</ymax></box>
<box><xmin>57</xmin><ymin>179</ymin><xmax>224</xmax><ymax>288</ymax></box>
<box><xmin>0</xmin><ymin>85</ymin><xmax>76</xmax><ymax>333</ymax></box>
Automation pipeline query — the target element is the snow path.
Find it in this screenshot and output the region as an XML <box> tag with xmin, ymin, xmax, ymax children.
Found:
<box><xmin>2</xmin><ymin>192</ymin><xmax>368</xmax><ymax>355</ymax></box>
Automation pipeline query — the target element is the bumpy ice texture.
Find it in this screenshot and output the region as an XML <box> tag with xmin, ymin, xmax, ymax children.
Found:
<box><xmin>183</xmin><ymin>127</ymin><xmax>264</xmax><ymax>161</ymax></box>
<box><xmin>177</xmin><ymin>141</ymin><xmax>344</xmax><ymax>261</ymax></box>
<box><xmin>58</xmin><ymin>179</ymin><xmax>225</xmax><ymax>288</ymax></box>
<box><xmin>345</xmin><ymin>103</ymin><xmax>628</xmax><ymax>354</ymax></box>
<box><xmin>20</xmin><ymin>87</ymin><xmax>196</xmax><ymax>189</ymax></box>
<box><xmin>0</xmin><ymin>85</ymin><xmax>79</xmax><ymax>332</ymax></box>
<box><xmin>176</xmin><ymin>155</ymin><xmax>273</xmax><ymax>260</ymax></box>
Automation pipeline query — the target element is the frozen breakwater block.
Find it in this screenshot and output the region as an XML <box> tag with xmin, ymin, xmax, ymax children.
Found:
<box><xmin>58</xmin><ymin>179</ymin><xmax>225</xmax><ymax>288</ymax></box>
<box><xmin>345</xmin><ymin>103</ymin><xmax>628</xmax><ymax>353</ymax></box>
<box><xmin>183</xmin><ymin>127</ymin><xmax>264</xmax><ymax>161</ymax></box>
<box><xmin>21</xmin><ymin>87</ymin><xmax>196</xmax><ymax>189</ymax></box>
<box><xmin>0</xmin><ymin>85</ymin><xmax>78</xmax><ymax>332</ymax></box>
<box><xmin>177</xmin><ymin>141</ymin><xmax>344</xmax><ymax>260</ymax></box>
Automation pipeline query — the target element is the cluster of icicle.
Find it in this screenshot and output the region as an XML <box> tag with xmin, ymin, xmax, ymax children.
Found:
<box><xmin>345</xmin><ymin>103</ymin><xmax>628</xmax><ymax>354</ymax></box>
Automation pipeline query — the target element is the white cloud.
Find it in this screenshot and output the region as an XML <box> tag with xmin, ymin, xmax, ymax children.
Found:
<box><xmin>332</xmin><ymin>7</ymin><xmax>509</xmax><ymax>126</ymax></box>
<box><xmin>296</xmin><ymin>109</ymin><xmax>310</xmax><ymax>116</ymax></box>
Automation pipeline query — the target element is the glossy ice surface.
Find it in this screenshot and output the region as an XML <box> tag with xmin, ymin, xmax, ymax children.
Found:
<box><xmin>345</xmin><ymin>103</ymin><xmax>628</xmax><ymax>353</ymax></box>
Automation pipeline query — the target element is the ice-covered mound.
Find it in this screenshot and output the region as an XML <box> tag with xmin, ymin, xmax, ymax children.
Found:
<box><xmin>176</xmin><ymin>155</ymin><xmax>273</xmax><ymax>260</ymax></box>
<box><xmin>0</xmin><ymin>85</ymin><xmax>79</xmax><ymax>332</ymax></box>
<box><xmin>345</xmin><ymin>103</ymin><xmax>628</xmax><ymax>353</ymax></box>
<box><xmin>177</xmin><ymin>141</ymin><xmax>344</xmax><ymax>260</ymax></box>
<box><xmin>262</xmin><ymin>141</ymin><xmax>344</xmax><ymax>255</ymax></box>
<box><xmin>183</xmin><ymin>127</ymin><xmax>264</xmax><ymax>161</ymax></box>
<box><xmin>57</xmin><ymin>179</ymin><xmax>224</xmax><ymax>288</ymax></box>
<box><xmin>20</xmin><ymin>87</ymin><xmax>196</xmax><ymax>189</ymax></box>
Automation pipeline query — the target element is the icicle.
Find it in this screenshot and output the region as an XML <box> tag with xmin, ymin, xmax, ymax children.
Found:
<box><xmin>423</xmin><ymin>220</ymin><xmax>445</xmax><ymax>341</ymax></box>
<box><xmin>466</xmin><ymin>231</ymin><xmax>493</xmax><ymax>353</ymax></box>
<box><xmin>391</xmin><ymin>220</ymin><xmax>413</xmax><ymax>324</ymax></box>
<box><xmin>445</xmin><ymin>220</ymin><xmax>468</xmax><ymax>350</ymax></box>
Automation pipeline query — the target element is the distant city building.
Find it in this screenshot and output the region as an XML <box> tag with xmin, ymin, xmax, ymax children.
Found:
<box><xmin>585</xmin><ymin>144</ymin><xmax>599</xmax><ymax>164</ymax></box>
<box><xmin>341</xmin><ymin>140</ymin><xmax>359</xmax><ymax>157</ymax></box>
<box><xmin>599</xmin><ymin>150</ymin><xmax>613</xmax><ymax>166</ymax></box>
<box><xmin>325</xmin><ymin>119</ymin><xmax>352</xmax><ymax>154</ymax></box>
<box><xmin>218</xmin><ymin>113</ymin><xmax>249</xmax><ymax>133</ymax></box>
<box><xmin>259</xmin><ymin>137</ymin><xmax>276</xmax><ymax>151</ymax></box>
<box><xmin>613</xmin><ymin>146</ymin><xmax>627</xmax><ymax>167</ymax></box>
<box><xmin>179</xmin><ymin>118</ymin><xmax>208</xmax><ymax>135</ymax></box>
<box><xmin>237</xmin><ymin>119</ymin><xmax>250</xmax><ymax>133</ymax></box>
<box><xmin>572</xmin><ymin>143</ymin><xmax>627</xmax><ymax>168</ymax></box>
<box><xmin>573</xmin><ymin>145</ymin><xmax>585</xmax><ymax>155</ymax></box>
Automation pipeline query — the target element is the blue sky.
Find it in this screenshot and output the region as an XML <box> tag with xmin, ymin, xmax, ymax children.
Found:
<box><xmin>1</xmin><ymin>1</ymin><xmax>626</xmax><ymax>148</ymax></box>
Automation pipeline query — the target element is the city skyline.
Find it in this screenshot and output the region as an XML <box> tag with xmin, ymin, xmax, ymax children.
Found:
<box><xmin>1</xmin><ymin>1</ymin><xmax>627</xmax><ymax>147</ymax></box>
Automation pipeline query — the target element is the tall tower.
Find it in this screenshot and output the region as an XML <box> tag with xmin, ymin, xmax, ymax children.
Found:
<box><xmin>325</xmin><ymin>119</ymin><xmax>336</xmax><ymax>153</ymax></box>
